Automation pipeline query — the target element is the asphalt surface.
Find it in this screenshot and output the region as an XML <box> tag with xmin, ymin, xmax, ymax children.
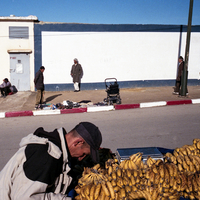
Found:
<box><xmin>0</xmin><ymin>85</ymin><xmax>200</xmax><ymax>113</ymax></box>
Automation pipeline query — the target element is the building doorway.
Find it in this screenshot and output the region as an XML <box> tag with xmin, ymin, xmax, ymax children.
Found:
<box><xmin>9</xmin><ymin>53</ymin><xmax>30</xmax><ymax>91</ymax></box>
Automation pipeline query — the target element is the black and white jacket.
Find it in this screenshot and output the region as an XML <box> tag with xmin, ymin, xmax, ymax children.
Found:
<box><xmin>0</xmin><ymin>127</ymin><xmax>72</xmax><ymax>200</ymax></box>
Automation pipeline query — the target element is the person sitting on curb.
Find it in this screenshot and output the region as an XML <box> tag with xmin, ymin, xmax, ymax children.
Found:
<box><xmin>0</xmin><ymin>122</ymin><xmax>102</xmax><ymax>200</ymax></box>
<box><xmin>0</xmin><ymin>78</ymin><xmax>11</xmax><ymax>98</ymax></box>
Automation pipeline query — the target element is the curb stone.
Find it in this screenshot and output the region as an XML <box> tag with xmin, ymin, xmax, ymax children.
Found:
<box><xmin>0</xmin><ymin>98</ymin><xmax>200</xmax><ymax>118</ymax></box>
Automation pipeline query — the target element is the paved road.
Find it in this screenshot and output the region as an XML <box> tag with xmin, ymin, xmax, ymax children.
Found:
<box><xmin>0</xmin><ymin>104</ymin><xmax>200</xmax><ymax>170</ymax></box>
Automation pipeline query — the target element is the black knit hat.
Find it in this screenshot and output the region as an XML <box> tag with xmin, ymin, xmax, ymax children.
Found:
<box><xmin>75</xmin><ymin>122</ymin><xmax>102</xmax><ymax>163</ymax></box>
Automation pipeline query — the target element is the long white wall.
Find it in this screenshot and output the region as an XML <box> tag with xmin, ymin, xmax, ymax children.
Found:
<box><xmin>42</xmin><ymin>31</ymin><xmax>200</xmax><ymax>85</ymax></box>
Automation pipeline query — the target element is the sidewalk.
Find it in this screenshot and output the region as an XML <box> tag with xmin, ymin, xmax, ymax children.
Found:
<box><xmin>0</xmin><ymin>85</ymin><xmax>200</xmax><ymax>117</ymax></box>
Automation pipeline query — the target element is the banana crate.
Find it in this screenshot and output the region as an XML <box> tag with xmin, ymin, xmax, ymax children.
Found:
<box><xmin>115</xmin><ymin>147</ymin><xmax>164</xmax><ymax>163</ymax></box>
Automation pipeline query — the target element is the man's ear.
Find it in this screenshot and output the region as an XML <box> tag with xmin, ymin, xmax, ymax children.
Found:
<box><xmin>73</xmin><ymin>138</ymin><xmax>85</xmax><ymax>146</ymax></box>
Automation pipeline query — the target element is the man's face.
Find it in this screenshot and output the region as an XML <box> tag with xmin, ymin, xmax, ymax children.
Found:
<box><xmin>41</xmin><ymin>69</ymin><xmax>45</xmax><ymax>73</ymax></box>
<box><xmin>70</xmin><ymin>142</ymin><xmax>90</xmax><ymax>161</ymax></box>
<box><xmin>74</xmin><ymin>60</ymin><xmax>77</xmax><ymax>64</ymax></box>
<box><xmin>178</xmin><ymin>58</ymin><xmax>182</xmax><ymax>63</ymax></box>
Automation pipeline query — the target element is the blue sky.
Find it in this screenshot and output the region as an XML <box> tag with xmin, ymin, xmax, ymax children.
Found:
<box><xmin>0</xmin><ymin>0</ymin><xmax>200</xmax><ymax>25</ymax></box>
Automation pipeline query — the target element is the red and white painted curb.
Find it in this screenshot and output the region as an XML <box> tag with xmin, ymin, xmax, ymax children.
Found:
<box><xmin>0</xmin><ymin>99</ymin><xmax>200</xmax><ymax>118</ymax></box>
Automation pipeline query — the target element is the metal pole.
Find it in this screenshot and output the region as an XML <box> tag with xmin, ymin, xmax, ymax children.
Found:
<box><xmin>180</xmin><ymin>0</ymin><xmax>193</xmax><ymax>96</ymax></box>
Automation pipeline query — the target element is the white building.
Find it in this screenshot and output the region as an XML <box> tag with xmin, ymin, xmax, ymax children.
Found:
<box><xmin>0</xmin><ymin>15</ymin><xmax>38</xmax><ymax>91</ymax></box>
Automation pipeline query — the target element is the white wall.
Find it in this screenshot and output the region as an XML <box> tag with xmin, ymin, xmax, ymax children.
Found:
<box><xmin>42</xmin><ymin>31</ymin><xmax>200</xmax><ymax>85</ymax></box>
<box><xmin>0</xmin><ymin>21</ymin><xmax>35</xmax><ymax>90</ymax></box>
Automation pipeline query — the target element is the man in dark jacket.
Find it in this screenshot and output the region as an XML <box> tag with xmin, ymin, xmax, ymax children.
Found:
<box><xmin>70</xmin><ymin>58</ymin><xmax>83</xmax><ymax>92</ymax></box>
<box><xmin>34</xmin><ymin>66</ymin><xmax>45</xmax><ymax>108</ymax></box>
<box><xmin>173</xmin><ymin>56</ymin><xmax>188</xmax><ymax>95</ymax></box>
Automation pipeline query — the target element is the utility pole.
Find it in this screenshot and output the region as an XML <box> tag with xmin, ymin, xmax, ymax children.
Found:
<box><xmin>180</xmin><ymin>0</ymin><xmax>193</xmax><ymax>96</ymax></box>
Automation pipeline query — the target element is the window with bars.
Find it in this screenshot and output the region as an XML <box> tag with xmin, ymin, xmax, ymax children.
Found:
<box><xmin>9</xmin><ymin>26</ymin><xmax>29</xmax><ymax>39</ymax></box>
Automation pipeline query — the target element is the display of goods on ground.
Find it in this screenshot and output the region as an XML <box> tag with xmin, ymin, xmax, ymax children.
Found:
<box><xmin>74</xmin><ymin>138</ymin><xmax>200</xmax><ymax>200</ymax></box>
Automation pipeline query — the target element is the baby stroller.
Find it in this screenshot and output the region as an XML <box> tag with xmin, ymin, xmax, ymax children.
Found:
<box><xmin>103</xmin><ymin>78</ymin><xmax>121</xmax><ymax>105</ymax></box>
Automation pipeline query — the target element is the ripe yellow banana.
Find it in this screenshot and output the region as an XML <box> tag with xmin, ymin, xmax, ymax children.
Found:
<box><xmin>113</xmin><ymin>185</ymin><xmax>119</xmax><ymax>193</ymax></box>
<box><xmin>130</xmin><ymin>174</ymin><xmax>136</xmax><ymax>186</ymax></box>
<box><xmin>123</xmin><ymin>175</ymin><xmax>130</xmax><ymax>186</ymax></box>
<box><xmin>128</xmin><ymin>191</ymin><xmax>139</xmax><ymax>199</ymax></box>
<box><xmin>192</xmin><ymin>175</ymin><xmax>198</xmax><ymax>192</ymax></box>
<box><xmin>98</xmin><ymin>189</ymin><xmax>104</xmax><ymax>200</ymax></box>
<box><xmin>196</xmin><ymin>141</ymin><xmax>200</xmax><ymax>149</ymax></box>
<box><xmin>176</xmin><ymin>155</ymin><xmax>184</xmax><ymax>164</ymax></box>
<box><xmin>179</xmin><ymin>147</ymin><xmax>188</xmax><ymax>156</ymax></box>
<box><xmin>128</xmin><ymin>160</ymin><xmax>138</xmax><ymax>170</ymax></box>
<box><xmin>111</xmin><ymin>171</ymin><xmax>117</xmax><ymax>181</ymax></box>
<box><xmin>182</xmin><ymin>159</ymin><xmax>190</xmax><ymax>172</ymax></box>
<box><xmin>129</xmin><ymin>152</ymin><xmax>142</xmax><ymax>161</ymax></box>
<box><xmin>189</xmin><ymin>155</ymin><xmax>200</xmax><ymax>171</ymax></box>
<box><xmin>152</xmin><ymin>164</ymin><xmax>158</xmax><ymax>174</ymax></box>
<box><xmin>94</xmin><ymin>183</ymin><xmax>101</xmax><ymax>200</ymax></box>
<box><xmin>101</xmin><ymin>181</ymin><xmax>110</xmax><ymax>197</ymax></box>
<box><xmin>158</xmin><ymin>163</ymin><xmax>165</xmax><ymax>179</ymax></box>
<box><xmin>85</xmin><ymin>183</ymin><xmax>92</xmax><ymax>196</ymax></box>
<box><xmin>178</xmin><ymin>163</ymin><xmax>184</xmax><ymax>172</ymax></box>
<box><xmin>119</xmin><ymin>188</ymin><xmax>126</xmax><ymax>199</ymax></box>
<box><xmin>106</xmin><ymin>181</ymin><xmax>115</xmax><ymax>199</ymax></box>
<box><xmin>171</xmin><ymin>163</ymin><xmax>178</xmax><ymax>177</ymax></box>
<box><xmin>151</xmin><ymin>188</ymin><xmax>159</xmax><ymax>200</ymax></box>
<box><xmin>154</xmin><ymin>172</ymin><xmax>160</xmax><ymax>185</ymax></box>
<box><xmin>108</xmin><ymin>165</ymin><xmax>113</xmax><ymax>176</ymax></box>
<box><xmin>179</xmin><ymin>172</ymin><xmax>187</xmax><ymax>191</ymax></box>
<box><xmin>116</xmin><ymin>167</ymin><xmax>122</xmax><ymax>177</ymax></box>
<box><xmin>92</xmin><ymin>163</ymin><xmax>101</xmax><ymax>171</ymax></box>
<box><xmin>111</xmin><ymin>179</ymin><xmax>116</xmax><ymax>187</ymax></box>
<box><xmin>125</xmin><ymin>185</ymin><xmax>131</xmax><ymax>193</ymax></box>
<box><xmin>126</xmin><ymin>169</ymin><xmax>132</xmax><ymax>178</ymax></box>
<box><xmin>165</xmin><ymin>163</ymin><xmax>174</xmax><ymax>177</ymax></box>
<box><xmin>173</xmin><ymin>149</ymin><xmax>179</xmax><ymax>157</ymax></box>
<box><xmin>133</xmin><ymin>153</ymin><xmax>143</xmax><ymax>167</ymax></box>
<box><xmin>116</xmin><ymin>176</ymin><xmax>124</xmax><ymax>188</ymax></box>
<box><xmin>89</xmin><ymin>184</ymin><xmax>96</xmax><ymax>200</ymax></box>
<box><xmin>149</xmin><ymin>170</ymin><xmax>155</xmax><ymax>184</ymax></box>
<box><xmin>146</xmin><ymin>156</ymin><xmax>156</xmax><ymax>167</ymax></box>
<box><xmin>155</xmin><ymin>159</ymin><xmax>163</xmax><ymax>166</ymax></box>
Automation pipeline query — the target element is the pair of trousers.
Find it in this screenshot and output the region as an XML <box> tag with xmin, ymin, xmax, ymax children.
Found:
<box><xmin>74</xmin><ymin>82</ymin><xmax>80</xmax><ymax>91</ymax></box>
<box><xmin>174</xmin><ymin>80</ymin><xmax>188</xmax><ymax>94</ymax></box>
<box><xmin>35</xmin><ymin>90</ymin><xmax>44</xmax><ymax>105</ymax></box>
<box><xmin>0</xmin><ymin>87</ymin><xmax>11</xmax><ymax>96</ymax></box>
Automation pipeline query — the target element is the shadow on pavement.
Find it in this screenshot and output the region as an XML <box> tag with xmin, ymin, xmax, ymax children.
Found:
<box><xmin>45</xmin><ymin>94</ymin><xmax>62</xmax><ymax>103</ymax></box>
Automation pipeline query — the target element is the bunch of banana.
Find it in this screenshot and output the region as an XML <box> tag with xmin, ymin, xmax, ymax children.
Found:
<box><xmin>119</xmin><ymin>152</ymin><xmax>143</xmax><ymax>170</ymax></box>
<box><xmin>78</xmin><ymin>164</ymin><xmax>107</xmax><ymax>186</ymax></box>
<box><xmin>166</xmin><ymin>152</ymin><xmax>200</xmax><ymax>174</ymax></box>
<box><xmin>75</xmin><ymin>146</ymin><xmax>200</xmax><ymax>200</ymax></box>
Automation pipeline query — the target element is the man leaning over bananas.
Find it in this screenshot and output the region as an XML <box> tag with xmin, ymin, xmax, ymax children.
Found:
<box><xmin>0</xmin><ymin>122</ymin><xmax>102</xmax><ymax>200</ymax></box>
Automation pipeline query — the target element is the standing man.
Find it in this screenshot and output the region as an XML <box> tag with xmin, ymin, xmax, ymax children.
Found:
<box><xmin>70</xmin><ymin>58</ymin><xmax>83</xmax><ymax>92</ymax></box>
<box><xmin>34</xmin><ymin>66</ymin><xmax>45</xmax><ymax>109</ymax></box>
<box><xmin>173</xmin><ymin>56</ymin><xmax>188</xmax><ymax>95</ymax></box>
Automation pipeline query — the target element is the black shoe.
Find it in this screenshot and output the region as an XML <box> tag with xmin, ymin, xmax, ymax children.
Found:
<box><xmin>74</xmin><ymin>90</ymin><xmax>79</xmax><ymax>92</ymax></box>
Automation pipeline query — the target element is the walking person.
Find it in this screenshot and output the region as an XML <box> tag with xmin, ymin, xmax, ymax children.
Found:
<box><xmin>70</xmin><ymin>58</ymin><xmax>83</xmax><ymax>92</ymax></box>
<box><xmin>34</xmin><ymin>66</ymin><xmax>45</xmax><ymax>109</ymax></box>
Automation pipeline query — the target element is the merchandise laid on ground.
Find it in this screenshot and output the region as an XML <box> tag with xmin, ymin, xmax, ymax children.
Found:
<box><xmin>70</xmin><ymin>138</ymin><xmax>200</xmax><ymax>200</ymax></box>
